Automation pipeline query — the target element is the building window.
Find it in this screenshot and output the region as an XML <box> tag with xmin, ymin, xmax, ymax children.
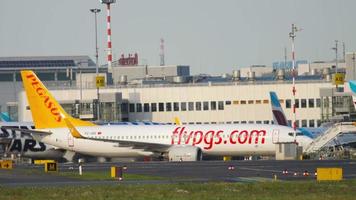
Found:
<box><xmin>203</xmin><ymin>102</ymin><xmax>209</xmax><ymax>110</ymax></box>
<box><xmin>301</xmin><ymin>99</ymin><xmax>307</xmax><ymax>108</ymax></box>
<box><xmin>225</xmin><ymin>101</ymin><xmax>231</xmax><ymax>105</ymax></box>
<box><xmin>151</xmin><ymin>103</ymin><xmax>157</xmax><ymax>112</ymax></box>
<box><xmin>210</xmin><ymin>101</ymin><xmax>216</xmax><ymax>110</ymax></box>
<box><xmin>287</xmin><ymin>120</ymin><xmax>292</xmax><ymax>126</ymax></box>
<box><xmin>181</xmin><ymin>102</ymin><xmax>187</xmax><ymax>111</ymax></box>
<box><xmin>129</xmin><ymin>103</ymin><xmax>135</xmax><ymax>112</ymax></box>
<box><xmin>136</xmin><ymin>103</ymin><xmax>142</xmax><ymax>112</ymax></box>
<box><xmin>173</xmin><ymin>102</ymin><xmax>179</xmax><ymax>111</ymax></box>
<box><xmin>188</xmin><ymin>102</ymin><xmax>194</xmax><ymax>111</ymax></box>
<box><xmin>196</xmin><ymin>102</ymin><xmax>202</xmax><ymax>111</ymax></box>
<box><xmin>144</xmin><ymin>103</ymin><xmax>150</xmax><ymax>112</ymax></box>
<box><xmin>248</xmin><ymin>100</ymin><xmax>254</xmax><ymax>104</ymax></box>
<box><xmin>308</xmin><ymin>99</ymin><xmax>314</xmax><ymax>108</ymax></box>
<box><xmin>240</xmin><ymin>100</ymin><xmax>246</xmax><ymax>104</ymax></box>
<box><xmin>286</xmin><ymin>99</ymin><xmax>291</xmax><ymax>108</ymax></box>
<box><xmin>121</xmin><ymin>103</ymin><xmax>128</xmax><ymax>113</ymax></box>
<box><xmin>309</xmin><ymin>120</ymin><xmax>315</xmax><ymax>128</ymax></box>
<box><xmin>263</xmin><ymin>120</ymin><xmax>270</xmax><ymax>124</ymax></box>
<box><xmin>256</xmin><ymin>100</ymin><xmax>261</xmax><ymax>104</ymax></box>
<box><xmin>166</xmin><ymin>103</ymin><xmax>172</xmax><ymax>112</ymax></box>
<box><xmin>317</xmin><ymin>120</ymin><xmax>321</xmax><ymax>126</ymax></box>
<box><xmin>301</xmin><ymin>120</ymin><xmax>307</xmax><ymax>127</ymax></box>
<box><xmin>295</xmin><ymin>120</ymin><xmax>300</xmax><ymax>128</ymax></box>
<box><xmin>159</xmin><ymin>103</ymin><xmax>164</xmax><ymax>112</ymax></box>
<box><xmin>263</xmin><ymin>100</ymin><xmax>269</xmax><ymax>104</ymax></box>
<box><xmin>316</xmin><ymin>98</ymin><xmax>321</xmax><ymax>107</ymax></box>
<box><xmin>218</xmin><ymin>101</ymin><xmax>224</xmax><ymax>110</ymax></box>
<box><xmin>233</xmin><ymin>100</ymin><xmax>239</xmax><ymax>105</ymax></box>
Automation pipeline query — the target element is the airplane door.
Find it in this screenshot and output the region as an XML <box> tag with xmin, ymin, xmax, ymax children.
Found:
<box><xmin>68</xmin><ymin>132</ymin><xmax>74</xmax><ymax>148</ymax></box>
<box><xmin>272</xmin><ymin>129</ymin><xmax>279</xmax><ymax>144</ymax></box>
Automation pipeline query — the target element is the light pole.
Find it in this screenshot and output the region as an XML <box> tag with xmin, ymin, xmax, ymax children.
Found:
<box><xmin>332</xmin><ymin>40</ymin><xmax>339</xmax><ymax>74</ymax></box>
<box><xmin>353</xmin><ymin>53</ymin><xmax>356</xmax><ymax>80</ymax></box>
<box><xmin>90</xmin><ymin>8</ymin><xmax>101</xmax><ymax>121</ymax></box>
<box><xmin>332</xmin><ymin>40</ymin><xmax>340</xmax><ymax>90</ymax></box>
<box><xmin>75</xmin><ymin>61</ymin><xmax>88</xmax><ymax>101</ymax></box>
<box><xmin>289</xmin><ymin>24</ymin><xmax>302</xmax><ymax>142</ymax></box>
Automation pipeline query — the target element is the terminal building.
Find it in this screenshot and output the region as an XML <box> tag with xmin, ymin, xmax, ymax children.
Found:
<box><xmin>1</xmin><ymin>53</ymin><xmax>356</xmax><ymax>129</ymax></box>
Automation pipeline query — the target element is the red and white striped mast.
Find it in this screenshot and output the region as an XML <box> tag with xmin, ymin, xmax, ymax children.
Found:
<box><xmin>101</xmin><ymin>0</ymin><xmax>116</xmax><ymax>72</ymax></box>
<box><xmin>289</xmin><ymin>24</ymin><xmax>301</xmax><ymax>142</ymax></box>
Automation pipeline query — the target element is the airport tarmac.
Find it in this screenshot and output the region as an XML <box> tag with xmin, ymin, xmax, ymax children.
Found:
<box><xmin>1</xmin><ymin>160</ymin><xmax>355</xmax><ymax>187</ymax></box>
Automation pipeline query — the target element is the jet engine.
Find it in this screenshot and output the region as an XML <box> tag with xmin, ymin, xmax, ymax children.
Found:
<box><xmin>168</xmin><ymin>146</ymin><xmax>202</xmax><ymax>161</ymax></box>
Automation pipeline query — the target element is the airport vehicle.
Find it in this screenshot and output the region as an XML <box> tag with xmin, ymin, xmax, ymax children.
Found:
<box><xmin>19</xmin><ymin>70</ymin><xmax>312</xmax><ymax>161</ymax></box>
<box><xmin>0</xmin><ymin>122</ymin><xmax>65</xmax><ymax>160</ymax></box>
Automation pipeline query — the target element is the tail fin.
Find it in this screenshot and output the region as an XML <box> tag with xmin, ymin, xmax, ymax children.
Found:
<box><xmin>349</xmin><ymin>81</ymin><xmax>356</xmax><ymax>111</ymax></box>
<box><xmin>21</xmin><ymin>70</ymin><xmax>96</xmax><ymax>129</ymax></box>
<box><xmin>174</xmin><ymin>117</ymin><xmax>181</xmax><ymax>125</ymax></box>
<box><xmin>269</xmin><ymin>91</ymin><xmax>288</xmax><ymax>126</ymax></box>
<box><xmin>0</xmin><ymin>112</ymin><xmax>12</xmax><ymax>122</ymax></box>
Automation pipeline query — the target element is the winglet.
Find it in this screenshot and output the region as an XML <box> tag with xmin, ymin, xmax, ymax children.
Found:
<box><xmin>174</xmin><ymin>117</ymin><xmax>181</xmax><ymax>125</ymax></box>
<box><xmin>64</xmin><ymin>117</ymin><xmax>83</xmax><ymax>139</ymax></box>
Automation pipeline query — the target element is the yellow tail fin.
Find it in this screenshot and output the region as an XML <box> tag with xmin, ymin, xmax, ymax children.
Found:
<box><xmin>21</xmin><ymin>70</ymin><xmax>96</xmax><ymax>129</ymax></box>
<box><xmin>174</xmin><ymin>117</ymin><xmax>181</xmax><ymax>125</ymax></box>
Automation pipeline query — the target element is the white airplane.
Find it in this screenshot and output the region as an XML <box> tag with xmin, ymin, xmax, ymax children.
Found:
<box><xmin>18</xmin><ymin>70</ymin><xmax>311</xmax><ymax>161</ymax></box>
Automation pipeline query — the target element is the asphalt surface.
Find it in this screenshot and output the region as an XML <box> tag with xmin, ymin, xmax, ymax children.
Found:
<box><xmin>1</xmin><ymin>160</ymin><xmax>355</xmax><ymax>187</ymax></box>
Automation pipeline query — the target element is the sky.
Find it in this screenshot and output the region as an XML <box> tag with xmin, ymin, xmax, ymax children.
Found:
<box><xmin>1</xmin><ymin>0</ymin><xmax>356</xmax><ymax>75</ymax></box>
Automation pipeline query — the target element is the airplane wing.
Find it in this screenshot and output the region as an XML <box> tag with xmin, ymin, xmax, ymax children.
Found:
<box><xmin>64</xmin><ymin>117</ymin><xmax>171</xmax><ymax>152</ymax></box>
<box><xmin>81</xmin><ymin>136</ymin><xmax>171</xmax><ymax>152</ymax></box>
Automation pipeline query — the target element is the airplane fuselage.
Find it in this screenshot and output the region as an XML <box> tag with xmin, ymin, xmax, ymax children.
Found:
<box><xmin>37</xmin><ymin>124</ymin><xmax>300</xmax><ymax>157</ymax></box>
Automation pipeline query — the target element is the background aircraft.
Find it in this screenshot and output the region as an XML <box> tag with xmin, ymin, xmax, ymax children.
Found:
<box><xmin>269</xmin><ymin>91</ymin><xmax>356</xmax><ymax>147</ymax></box>
<box><xmin>269</xmin><ymin>91</ymin><xmax>326</xmax><ymax>138</ymax></box>
<box><xmin>0</xmin><ymin>122</ymin><xmax>66</xmax><ymax>160</ymax></box>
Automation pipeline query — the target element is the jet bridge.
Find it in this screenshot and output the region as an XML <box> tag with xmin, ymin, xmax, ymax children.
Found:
<box><xmin>304</xmin><ymin>122</ymin><xmax>356</xmax><ymax>154</ymax></box>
